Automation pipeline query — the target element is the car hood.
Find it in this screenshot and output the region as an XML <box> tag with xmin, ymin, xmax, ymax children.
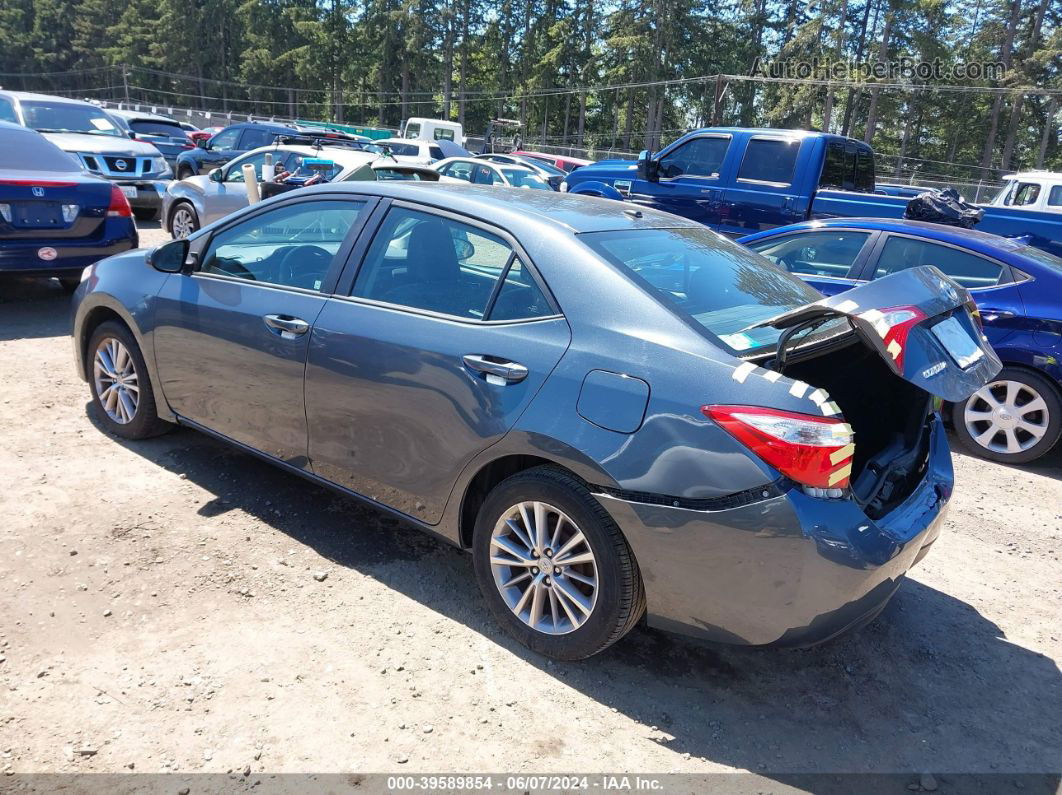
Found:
<box><xmin>40</xmin><ymin>131</ymin><xmax>159</xmax><ymax>156</ymax></box>
<box><xmin>564</xmin><ymin>158</ymin><xmax>639</xmax><ymax>181</ymax></box>
<box><xmin>169</xmin><ymin>175</ymin><xmax>210</xmax><ymax>194</ymax></box>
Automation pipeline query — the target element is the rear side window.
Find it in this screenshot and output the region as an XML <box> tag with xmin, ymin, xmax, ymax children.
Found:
<box><xmin>873</xmin><ymin>236</ymin><xmax>1003</xmax><ymax>289</ymax></box>
<box><xmin>208</xmin><ymin>127</ymin><xmax>241</xmax><ymax>149</ymax></box>
<box><xmin>239</xmin><ymin>128</ymin><xmax>277</xmax><ymax>150</ymax></box>
<box><xmin>488</xmin><ymin>259</ymin><xmax>553</xmax><ymax>321</ymax></box>
<box><xmin>746</xmin><ymin>230</ymin><xmax>871</xmax><ymax>278</ymax></box>
<box><xmin>0</xmin><ymin>130</ymin><xmax>79</xmax><ymax>171</ymax></box>
<box><xmin>581</xmin><ymin>227</ymin><xmax>824</xmax><ymax>353</ymax></box>
<box><xmin>440</xmin><ymin>161</ymin><xmax>474</xmax><ymax>181</ymax></box>
<box><xmin>738</xmin><ymin>138</ymin><xmax>799</xmax><ymax>184</ymax></box>
<box><xmin>353</xmin><ymin>207</ymin><xmax>510</xmax><ymax>319</ymax></box>
<box><xmin>819</xmin><ymin>141</ymin><xmax>874</xmax><ymax>192</ymax></box>
<box><xmin>429</xmin><ymin>145</ymin><xmax>444</xmax><ymax>160</ymax></box>
<box><xmin>1049</xmin><ymin>186</ymin><xmax>1062</xmax><ymax>207</ymax></box>
<box><xmin>433</xmin><ymin>128</ymin><xmax>455</xmax><ymax>141</ymax></box>
<box><xmin>658</xmin><ymin>136</ymin><xmax>729</xmax><ymax>178</ymax></box>
<box><xmin>854</xmin><ymin>145</ymin><xmax>875</xmax><ymax>192</ymax></box>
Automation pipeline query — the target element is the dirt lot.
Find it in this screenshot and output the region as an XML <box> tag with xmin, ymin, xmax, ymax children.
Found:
<box><xmin>1</xmin><ymin>222</ymin><xmax>1060</xmax><ymax>785</ymax></box>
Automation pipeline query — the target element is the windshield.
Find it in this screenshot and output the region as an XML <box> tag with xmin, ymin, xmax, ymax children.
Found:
<box><xmin>990</xmin><ymin>181</ymin><xmax>1015</xmax><ymax>204</ymax></box>
<box><xmin>581</xmin><ymin>227</ymin><xmax>834</xmax><ymax>354</ymax></box>
<box><xmin>502</xmin><ymin>169</ymin><xmax>551</xmax><ymax>190</ymax></box>
<box><xmin>22</xmin><ymin>101</ymin><xmax>124</xmax><ymax>137</ymax></box>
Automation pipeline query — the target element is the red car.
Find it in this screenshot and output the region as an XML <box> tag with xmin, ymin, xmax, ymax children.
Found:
<box><xmin>188</xmin><ymin>126</ymin><xmax>223</xmax><ymax>144</ymax></box>
<box><xmin>511</xmin><ymin>150</ymin><xmax>592</xmax><ymax>173</ymax></box>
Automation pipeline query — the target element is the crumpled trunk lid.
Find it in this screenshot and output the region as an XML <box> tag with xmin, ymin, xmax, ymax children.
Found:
<box><xmin>756</xmin><ymin>266</ymin><xmax>1001</xmax><ymax>402</ymax></box>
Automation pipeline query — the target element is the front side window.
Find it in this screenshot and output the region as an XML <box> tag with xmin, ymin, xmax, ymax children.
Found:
<box><xmin>745</xmin><ymin>230</ymin><xmax>871</xmax><ymax>278</ymax></box>
<box><xmin>737</xmin><ymin>138</ymin><xmax>800</xmax><ymax>184</ymax></box>
<box><xmin>1010</xmin><ymin>182</ymin><xmax>1041</xmax><ymax>206</ymax></box>
<box><xmin>20</xmin><ymin>101</ymin><xmax>123</xmax><ymax>137</ymax></box>
<box><xmin>200</xmin><ymin>199</ymin><xmax>364</xmax><ymax>290</ymax></box>
<box><xmin>658</xmin><ymin>136</ymin><xmax>730</xmax><ymax>179</ymax></box>
<box><xmin>873</xmin><ymin>236</ymin><xmax>1003</xmax><ymax>289</ymax></box>
<box><xmin>208</xmin><ymin>127</ymin><xmax>241</xmax><ymax>150</ymax></box>
<box><xmin>0</xmin><ymin>98</ymin><xmax>18</xmax><ymax>124</ymax></box>
<box><xmin>224</xmin><ymin>151</ymin><xmax>272</xmax><ymax>182</ymax></box>
<box><xmin>581</xmin><ymin>227</ymin><xmax>826</xmax><ymax>354</ymax></box>
<box><xmin>353</xmin><ymin>207</ymin><xmax>523</xmax><ymax>319</ymax></box>
<box><xmin>853</xmin><ymin>145</ymin><xmax>875</xmax><ymax>192</ymax></box>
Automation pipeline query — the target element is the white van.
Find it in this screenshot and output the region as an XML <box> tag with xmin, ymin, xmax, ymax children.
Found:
<box><xmin>986</xmin><ymin>171</ymin><xmax>1062</xmax><ymax>214</ymax></box>
<box><xmin>401</xmin><ymin>117</ymin><xmax>464</xmax><ymax>146</ymax></box>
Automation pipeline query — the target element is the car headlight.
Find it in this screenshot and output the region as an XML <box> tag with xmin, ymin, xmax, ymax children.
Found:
<box><xmin>151</xmin><ymin>156</ymin><xmax>170</xmax><ymax>175</ymax></box>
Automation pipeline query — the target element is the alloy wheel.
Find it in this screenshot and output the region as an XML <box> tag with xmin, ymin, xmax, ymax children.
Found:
<box><xmin>171</xmin><ymin>207</ymin><xmax>196</xmax><ymax>239</ymax></box>
<box><xmin>963</xmin><ymin>378</ymin><xmax>1050</xmax><ymax>455</ymax></box>
<box><xmin>93</xmin><ymin>337</ymin><xmax>139</xmax><ymax>424</ymax></box>
<box><xmin>489</xmin><ymin>500</ymin><xmax>598</xmax><ymax>635</ymax></box>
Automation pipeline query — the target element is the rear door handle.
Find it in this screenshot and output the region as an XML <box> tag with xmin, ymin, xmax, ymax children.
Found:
<box><xmin>462</xmin><ymin>354</ymin><xmax>529</xmax><ymax>384</ymax></box>
<box><xmin>263</xmin><ymin>314</ymin><xmax>310</xmax><ymax>337</ymax></box>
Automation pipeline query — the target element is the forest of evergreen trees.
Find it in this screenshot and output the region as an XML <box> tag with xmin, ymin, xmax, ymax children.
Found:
<box><xmin>1</xmin><ymin>0</ymin><xmax>1059</xmax><ymax>179</ymax></box>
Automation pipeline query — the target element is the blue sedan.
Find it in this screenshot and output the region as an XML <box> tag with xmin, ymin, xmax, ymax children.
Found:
<box><xmin>0</xmin><ymin>122</ymin><xmax>137</xmax><ymax>290</ymax></box>
<box><xmin>740</xmin><ymin>218</ymin><xmax>1062</xmax><ymax>464</ymax></box>
<box><xmin>72</xmin><ymin>185</ymin><xmax>998</xmax><ymax>658</ymax></box>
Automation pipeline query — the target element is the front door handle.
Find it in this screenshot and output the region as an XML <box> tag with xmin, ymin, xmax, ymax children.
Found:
<box><xmin>978</xmin><ymin>307</ymin><xmax>1015</xmax><ymax>321</ymax></box>
<box><xmin>263</xmin><ymin>314</ymin><xmax>310</xmax><ymax>337</ymax></box>
<box><xmin>462</xmin><ymin>354</ymin><xmax>529</xmax><ymax>384</ymax></box>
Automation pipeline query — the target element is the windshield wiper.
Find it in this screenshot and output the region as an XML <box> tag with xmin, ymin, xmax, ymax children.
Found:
<box><xmin>35</xmin><ymin>127</ymin><xmax>117</xmax><ymax>136</ymax></box>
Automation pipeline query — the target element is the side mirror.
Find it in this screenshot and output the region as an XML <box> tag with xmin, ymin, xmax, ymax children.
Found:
<box><xmin>127</xmin><ymin>131</ymin><xmax>138</xmax><ymax>140</ymax></box>
<box><xmin>637</xmin><ymin>150</ymin><xmax>659</xmax><ymax>182</ymax></box>
<box><xmin>147</xmin><ymin>239</ymin><xmax>189</xmax><ymax>273</ymax></box>
<box><xmin>208</xmin><ymin>168</ymin><xmax>223</xmax><ymax>183</ymax></box>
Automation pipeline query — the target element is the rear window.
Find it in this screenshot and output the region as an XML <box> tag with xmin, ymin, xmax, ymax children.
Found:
<box><xmin>384</xmin><ymin>142</ymin><xmax>420</xmax><ymax>156</ymax></box>
<box><xmin>130</xmin><ymin>119</ymin><xmax>186</xmax><ymax>138</ymax></box>
<box><xmin>0</xmin><ymin>131</ymin><xmax>80</xmax><ymax>172</ymax></box>
<box><xmin>738</xmin><ymin>138</ymin><xmax>799</xmax><ymax>184</ymax></box>
<box><xmin>580</xmin><ymin>227</ymin><xmax>827</xmax><ymax>354</ymax></box>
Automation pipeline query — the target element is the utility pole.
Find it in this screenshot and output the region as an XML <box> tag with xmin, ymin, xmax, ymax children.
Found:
<box><xmin>121</xmin><ymin>65</ymin><xmax>130</xmax><ymax>105</ymax></box>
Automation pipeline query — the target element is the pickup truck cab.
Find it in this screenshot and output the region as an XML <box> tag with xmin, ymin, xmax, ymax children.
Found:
<box><xmin>987</xmin><ymin>171</ymin><xmax>1062</xmax><ymax>214</ymax></box>
<box><xmin>564</xmin><ymin>127</ymin><xmax>1062</xmax><ymax>257</ymax></box>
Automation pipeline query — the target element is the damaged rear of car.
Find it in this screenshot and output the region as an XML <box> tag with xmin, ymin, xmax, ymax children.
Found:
<box><xmin>577</xmin><ymin>227</ymin><xmax>1000</xmax><ymax>647</ymax></box>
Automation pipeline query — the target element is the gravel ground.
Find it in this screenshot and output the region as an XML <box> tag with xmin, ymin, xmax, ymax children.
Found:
<box><xmin>0</xmin><ymin>221</ymin><xmax>1060</xmax><ymax>784</ymax></box>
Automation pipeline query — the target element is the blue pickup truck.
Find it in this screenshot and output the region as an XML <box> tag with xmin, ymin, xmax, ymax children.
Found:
<box><xmin>564</xmin><ymin>128</ymin><xmax>1062</xmax><ymax>257</ymax></box>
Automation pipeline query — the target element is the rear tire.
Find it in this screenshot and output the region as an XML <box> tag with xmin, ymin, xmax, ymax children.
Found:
<box><xmin>951</xmin><ymin>366</ymin><xmax>1061</xmax><ymax>464</ymax></box>
<box><xmin>134</xmin><ymin>207</ymin><xmax>160</xmax><ymax>222</ymax></box>
<box><xmin>472</xmin><ymin>466</ymin><xmax>645</xmax><ymax>660</ymax></box>
<box><xmin>87</xmin><ymin>321</ymin><xmax>172</xmax><ymax>440</ymax></box>
<box><xmin>176</xmin><ymin>164</ymin><xmax>195</xmax><ymax>181</ymax></box>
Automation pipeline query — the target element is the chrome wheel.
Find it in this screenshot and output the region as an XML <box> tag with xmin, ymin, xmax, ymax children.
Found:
<box><xmin>93</xmin><ymin>338</ymin><xmax>139</xmax><ymax>424</ymax></box>
<box><xmin>489</xmin><ymin>501</ymin><xmax>598</xmax><ymax>635</ymax></box>
<box><xmin>171</xmin><ymin>206</ymin><xmax>196</xmax><ymax>239</ymax></box>
<box><xmin>964</xmin><ymin>379</ymin><xmax>1050</xmax><ymax>455</ymax></box>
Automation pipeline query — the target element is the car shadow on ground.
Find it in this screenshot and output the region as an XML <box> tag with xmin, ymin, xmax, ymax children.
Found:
<box><xmin>85</xmin><ymin>407</ymin><xmax>1062</xmax><ymax>781</ymax></box>
<box><xmin>0</xmin><ymin>276</ymin><xmax>74</xmax><ymax>341</ymax></box>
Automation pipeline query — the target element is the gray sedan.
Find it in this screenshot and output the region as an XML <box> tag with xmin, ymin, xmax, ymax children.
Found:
<box><xmin>71</xmin><ymin>184</ymin><xmax>997</xmax><ymax>659</ymax></box>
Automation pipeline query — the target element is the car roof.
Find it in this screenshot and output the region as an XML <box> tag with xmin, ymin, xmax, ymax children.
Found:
<box><xmin>295</xmin><ymin>182</ymin><xmax>703</xmax><ymax>234</ymax></box>
<box><xmin>739</xmin><ymin>217</ymin><xmax>1054</xmax><ymax>262</ymax></box>
<box><xmin>0</xmin><ymin>90</ymin><xmax>99</xmax><ymax>107</ymax></box>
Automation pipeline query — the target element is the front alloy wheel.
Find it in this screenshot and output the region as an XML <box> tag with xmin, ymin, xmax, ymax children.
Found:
<box><xmin>93</xmin><ymin>337</ymin><xmax>139</xmax><ymax>424</ymax></box>
<box><xmin>489</xmin><ymin>501</ymin><xmax>598</xmax><ymax>635</ymax></box>
<box><xmin>170</xmin><ymin>204</ymin><xmax>198</xmax><ymax>239</ymax></box>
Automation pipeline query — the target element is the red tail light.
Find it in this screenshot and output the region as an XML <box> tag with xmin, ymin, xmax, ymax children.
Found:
<box><xmin>867</xmin><ymin>305</ymin><xmax>926</xmax><ymax>371</ymax></box>
<box><xmin>107</xmin><ymin>184</ymin><xmax>132</xmax><ymax>218</ymax></box>
<box><xmin>703</xmin><ymin>405</ymin><xmax>855</xmax><ymax>490</ymax></box>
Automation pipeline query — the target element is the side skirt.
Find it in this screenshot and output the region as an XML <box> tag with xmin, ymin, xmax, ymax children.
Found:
<box><xmin>175</xmin><ymin>416</ymin><xmax>461</xmax><ymax>549</ymax></box>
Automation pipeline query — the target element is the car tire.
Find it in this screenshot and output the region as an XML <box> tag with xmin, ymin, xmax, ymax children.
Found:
<box><xmin>134</xmin><ymin>207</ymin><xmax>160</xmax><ymax>222</ymax></box>
<box><xmin>176</xmin><ymin>164</ymin><xmax>195</xmax><ymax>181</ymax></box>
<box><xmin>472</xmin><ymin>466</ymin><xmax>645</xmax><ymax>660</ymax></box>
<box><xmin>86</xmin><ymin>321</ymin><xmax>172</xmax><ymax>440</ymax></box>
<box><xmin>169</xmin><ymin>202</ymin><xmax>200</xmax><ymax>239</ymax></box>
<box><xmin>951</xmin><ymin>366</ymin><xmax>1062</xmax><ymax>464</ymax></box>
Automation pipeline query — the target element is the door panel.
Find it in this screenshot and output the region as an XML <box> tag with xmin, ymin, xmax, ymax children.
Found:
<box><xmin>719</xmin><ymin>136</ymin><xmax>807</xmax><ymax>235</ymax></box>
<box><xmin>152</xmin><ymin>197</ymin><xmax>370</xmax><ymax>462</ymax></box>
<box><xmin>305</xmin><ymin>306</ymin><xmax>570</xmax><ymax>523</ymax></box>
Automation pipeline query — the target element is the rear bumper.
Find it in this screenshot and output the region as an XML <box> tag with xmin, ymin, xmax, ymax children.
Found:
<box><xmin>600</xmin><ymin>415</ymin><xmax>953</xmax><ymax>646</ymax></box>
<box><xmin>0</xmin><ymin>223</ymin><xmax>138</xmax><ymax>276</ymax></box>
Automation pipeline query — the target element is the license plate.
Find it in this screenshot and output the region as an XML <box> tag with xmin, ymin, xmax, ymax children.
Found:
<box><xmin>931</xmin><ymin>315</ymin><xmax>984</xmax><ymax>369</ymax></box>
<box><xmin>120</xmin><ymin>186</ymin><xmax>138</xmax><ymax>199</ymax></box>
<box><xmin>13</xmin><ymin>202</ymin><xmax>61</xmax><ymax>227</ymax></box>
